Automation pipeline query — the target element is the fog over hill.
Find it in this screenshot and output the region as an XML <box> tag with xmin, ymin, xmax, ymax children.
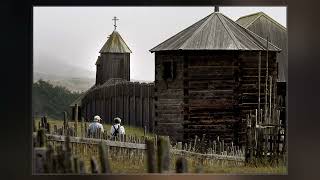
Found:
<box><xmin>34</xmin><ymin>61</ymin><xmax>153</xmax><ymax>93</ymax></box>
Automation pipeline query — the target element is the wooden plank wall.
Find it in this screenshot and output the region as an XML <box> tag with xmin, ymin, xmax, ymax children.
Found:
<box><xmin>81</xmin><ymin>81</ymin><xmax>154</xmax><ymax>132</ymax></box>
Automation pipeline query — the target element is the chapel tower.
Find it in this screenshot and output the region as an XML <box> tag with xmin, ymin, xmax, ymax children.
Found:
<box><xmin>95</xmin><ymin>17</ymin><xmax>132</xmax><ymax>85</ymax></box>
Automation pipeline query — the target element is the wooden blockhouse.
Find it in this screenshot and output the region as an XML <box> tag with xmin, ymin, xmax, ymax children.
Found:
<box><xmin>150</xmin><ymin>12</ymin><xmax>281</xmax><ymax>144</ymax></box>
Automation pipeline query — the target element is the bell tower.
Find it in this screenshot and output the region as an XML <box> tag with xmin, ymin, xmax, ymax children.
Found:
<box><xmin>95</xmin><ymin>17</ymin><xmax>132</xmax><ymax>85</ymax></box>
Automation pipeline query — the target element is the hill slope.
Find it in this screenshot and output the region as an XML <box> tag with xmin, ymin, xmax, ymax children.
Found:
<box><xmin>33</xmin><ymin>80</ymin><xmax>83</xmax><ymax>119</ymax></box>
<box><xmin>33</xmin><ymin>72</ymin><xmax>95</xmax><ymax>92</ymax></box>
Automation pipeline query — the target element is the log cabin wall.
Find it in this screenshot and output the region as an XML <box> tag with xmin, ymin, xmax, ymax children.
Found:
<box><xmin>154</xmin><ymin>52</ymin><xmax>185</xmax><ymax>141</ymax></box>
<box><xmin>154</xmin><ymin>50</ymin><xmax>278</xmax><ymax>145</ymax></box>
<box><xmin>183</xmin><ymin>51</ymin><xmax>239</xmax><ymax>143</ymax></box>
<box><xmin>81</xmin><ymin>81</ymin><xmax>154</xmax><ymax>132</ymax></box>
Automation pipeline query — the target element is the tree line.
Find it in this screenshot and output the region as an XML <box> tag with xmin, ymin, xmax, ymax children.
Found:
<box><xmin>33</xmin><ymin>79</ymin><xmax>83</xmax><ymax>119</ymax></box>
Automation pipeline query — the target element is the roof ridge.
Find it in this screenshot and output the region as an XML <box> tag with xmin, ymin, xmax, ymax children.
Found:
<box><xmin>237</xmin><ymin>11</ymin><xmax>287</xmax><ymax>31</ymax></box>
<box><xmin>259</xmin><ymin>12</ymin><xmax>287</xmax><ymax>31</ymax></box>
<box><xmin>180</xmin><ymin>13</ymin><xmax>216</xmax><ymax>49</ymax></box>
<box><xmin>242</xmin><ymin>12</ymin><xmax>263</xmax><ymax>28</ymax></box>
<box><xmin>217</xmin><ymin>13</ymin><xmax>241</xmax><ymax>49</ymax></box>
<box><xmin>150</xmin><ymin>12</ymin><xmax>213</xmax><ymax>52</ymax></box>
<box><xmin>237</xmin><ymin>11</ymin><xmax>262</xmax><ymax>20</ymax></box>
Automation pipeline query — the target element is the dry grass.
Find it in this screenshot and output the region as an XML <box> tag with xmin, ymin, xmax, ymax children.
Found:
<box><xmin>34</xmin><ymin>118</ymin><xmax>154</xmax><ymax>138</ymax></box>
<box><xmin>36</xmin><ymin>118</ymin><xmax>287</xmax><ymax>174</ymax></box>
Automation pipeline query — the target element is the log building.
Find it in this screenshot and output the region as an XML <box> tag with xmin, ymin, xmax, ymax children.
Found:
<box><xmin>150</xmin><ymin>11</ymin><xmax>281</xmax><ymax>144</ymax></box>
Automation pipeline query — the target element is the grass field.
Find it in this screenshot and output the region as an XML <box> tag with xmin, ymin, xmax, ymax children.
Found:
<box><xmin>34</xmin><ymin>118</ymin><xmax>153</xmax><ymax>138</ymax></box>
<box><xmin>34</xmin><ymin>118</ymin><xmax>287</xmax><ymax>174</ymax></box>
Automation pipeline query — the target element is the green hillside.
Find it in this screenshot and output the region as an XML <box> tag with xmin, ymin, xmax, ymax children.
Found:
<box><xmin>33</xmin><ymin>79</ymin><xmax>83</xmax><ymax>119</ymax></box>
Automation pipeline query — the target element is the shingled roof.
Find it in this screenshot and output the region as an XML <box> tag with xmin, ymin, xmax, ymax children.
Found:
<box><xmin>150</xmin><ymin>12</ymin><xmax>281</xmax><ymax>52</ymax></box>
<box><xmin>99</xmin><ymin>30</ymin><xmax>132</xmax><ymax>53</ymax></box>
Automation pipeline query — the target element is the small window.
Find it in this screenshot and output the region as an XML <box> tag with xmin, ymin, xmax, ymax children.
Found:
<box><xmin>162</xmin><ymin>61</ymin><xmax>176</xmax><ymax>80</ymax></box>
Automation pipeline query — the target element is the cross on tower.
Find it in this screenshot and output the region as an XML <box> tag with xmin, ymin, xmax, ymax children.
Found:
<box><xmin>112</xmin><ymin>16</ymin><xmax>119</xmax><ymax>30</ymax></box>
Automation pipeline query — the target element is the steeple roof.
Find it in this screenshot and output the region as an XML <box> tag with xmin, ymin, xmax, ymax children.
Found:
<box><xmin>99</xmin><ymin>31</ymin><xmax>132</xmax><ymax>53</ymax></box>
<box><xmin>150</xmin><ymin>12</ymin><xmax>281</xmax><ymax>52</ymax></box>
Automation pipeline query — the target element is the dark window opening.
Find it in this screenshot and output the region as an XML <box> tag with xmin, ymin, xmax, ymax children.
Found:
<box><xmin>162</xmin><ymin>61</ymin><xmax>176</xmax><ymax>80</ymax></box>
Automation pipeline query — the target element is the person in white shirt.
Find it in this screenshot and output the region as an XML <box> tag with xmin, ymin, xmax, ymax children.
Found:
<box><xmin>110</xmin><ymin>117</ymin><xmax>125</xmax><ymax>138</ymax></box>
<box><xmin>88</xmin><ymin>115</ymin><xmax>104</xmax><ymax>138</ymax></box>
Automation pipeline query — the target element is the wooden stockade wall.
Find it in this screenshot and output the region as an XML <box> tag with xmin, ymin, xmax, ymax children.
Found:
<box><xmin>154</xmin><ymin>51</ymin><xmax>278</xmax><ymax>144</ymax></box>
<box><xmin>81</xmin><ymin>80</ymin><xmax>155</xmax><ymax>132</ymax></box>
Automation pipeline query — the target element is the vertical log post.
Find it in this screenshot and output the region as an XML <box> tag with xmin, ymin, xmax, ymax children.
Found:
<box><xmin>64</xmin><ymin>135</ymin><xmax>73</xmax><ymax>173</ymax></box>
<box><xmin>146</xmin><ymin>139</ymin><xmax>156</xmax><ymax>173</ymax></box>
<box><xmin>177</xmin><ymin>142</ymin><xmax>182</xmax><ymax>150</ymax></box>
<box><xmin>193</xmin><ymin>135</ymin><xmax>198</xmax><ymax>152</ymax></box>
<box><xmin>90</xmin><ymin>157</ymin><xmax>99</xmax><ymax>174</ymax></box>
<box><xmin>98</xmin><ymin>142</ymin><xmax>111</xmax><ymax>173</ymax></box>
<box><xmin>157</xmin><ymin>136</ymin><xmax>170</xmax><ymax>173</ymax></box>
<box><xmin>81</xmin><ymin>117</ymin><xmax>84</xmax><ymax>138</ymax></box>
<box><xmin>63</xmin><ymin>111</ymin><xmax>68</xmax><ymax>136</ymax></box>
<box><xmin>176</xmin><ymin>157</ymin><xmax>188</xmax><ymax>173</ymax></box>
<box><xmin>73</xmin><ymin>157</ymin><xmax>80</xmax><ymax>173</ymax></box>
<box><xmin>75</xmin><ymin>104</ymin><xmax>78</xmax><ymax>136</ymax></box>
<box><xmin>37</xmin><ymin>128</ymin><xmax>46</xmax><ymax>147</ymax></box>
<box><xmin>79</xmin><ymin>160</ymin><xmax>86</xmax><ymax>174</ymax></box>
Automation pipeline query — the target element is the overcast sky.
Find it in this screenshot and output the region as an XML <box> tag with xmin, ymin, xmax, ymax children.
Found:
<box><xmin>34</xmin><ymin>6</ymin><xmax>286</xmax><ymax>82</ymax></box>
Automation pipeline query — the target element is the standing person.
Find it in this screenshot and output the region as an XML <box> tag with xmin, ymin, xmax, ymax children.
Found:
<box><xmin>88</xmin><ymin>115</ymin><xmax>104</xmax><ymax>138</ymax></box>
<box><xmin>110</xmin><ymin>117</ymin><xmax>125</xmax><ymax>139</ymax></box>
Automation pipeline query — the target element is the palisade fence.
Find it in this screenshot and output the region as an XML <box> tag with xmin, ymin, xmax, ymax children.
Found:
<box><xmin>33</xmin><ymin>115</ymin><xmax>246</xmax><ymax>174</ymax></box>
<box><xmin>245</xmin><ymin>108</ymin><xmax>287</xmax><ymax>164</ymax></box>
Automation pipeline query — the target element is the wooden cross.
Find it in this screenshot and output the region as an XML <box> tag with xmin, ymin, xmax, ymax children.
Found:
<box><xmin>112</xmin><ymin>16</ymin><xmax>119</xmax><ymax>30</ymax></box>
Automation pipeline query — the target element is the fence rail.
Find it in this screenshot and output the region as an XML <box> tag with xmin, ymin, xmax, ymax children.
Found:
<box><xmin>43</xmin><ymin>133</ymin><xmax>146</xmax><ymax>150</ymax></box>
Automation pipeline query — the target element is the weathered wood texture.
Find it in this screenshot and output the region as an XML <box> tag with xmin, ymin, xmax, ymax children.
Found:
<box><xmin>82</xmin><ymin>81</ymin><xmax>154</xmax><ymax>132</ymax></box>
<box><xmin>237</xmin><ymin>14</ymin><xmax>287</xmax><ymax>82</ymax></box>
<box><xmin>154</xmin><ymin>54</ymin><xmax>184</xmax><ymax>141</ymax></box>
<box><xmin>96</xmin><ymin>53</ymin><xmax>130</xmax><ymax>85</ymax></box>
<box><xmin>154</xmin><ymin>51</ymin><xmax>277</xmax><ymax>145</ymax></box>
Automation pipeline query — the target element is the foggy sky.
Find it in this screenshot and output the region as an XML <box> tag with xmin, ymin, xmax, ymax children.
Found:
<box><xmin>33</xmin><ymin>7</ymin><xmax>286</xmax><ymax>82</ymax></box>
